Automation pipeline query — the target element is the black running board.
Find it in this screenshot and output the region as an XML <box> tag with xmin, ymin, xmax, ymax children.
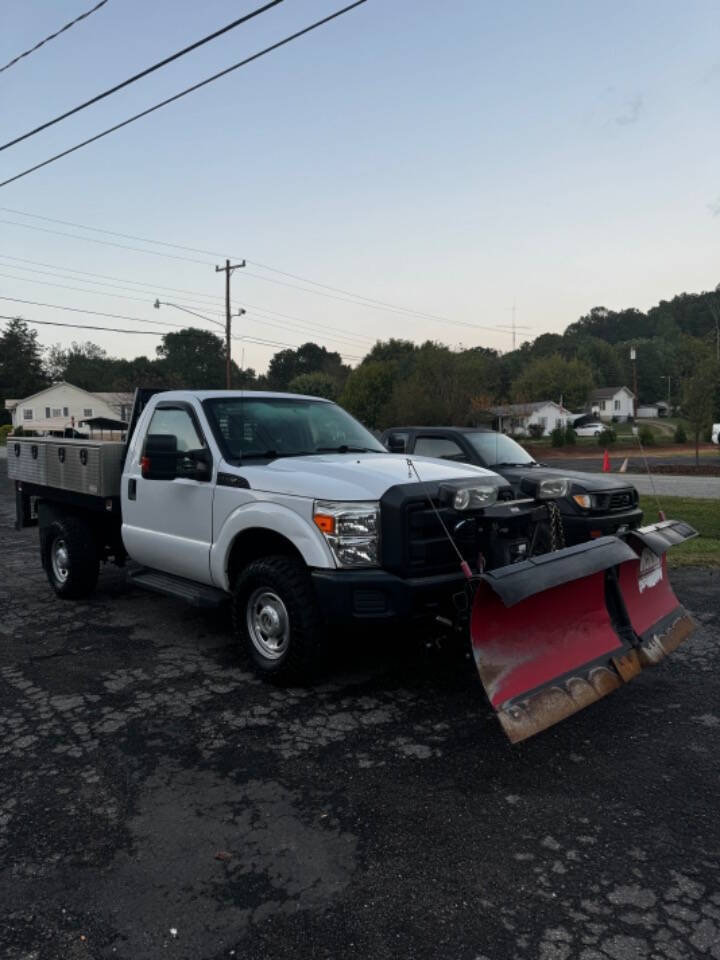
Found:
<box><xmin>128</xmin><ymin>567</ymin><xmax>227</xmax><ymax>608</ymax></box>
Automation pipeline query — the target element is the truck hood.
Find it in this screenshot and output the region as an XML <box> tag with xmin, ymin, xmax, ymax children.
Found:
<box><xmin>496</xmin><ymin>464</ymin><xmax>635</xmax><ymax>493</ymax></box>
<box><xmin>225</xmin><ymin>453</ymin><xmax>499</xmax><ymax>500</ymax></box>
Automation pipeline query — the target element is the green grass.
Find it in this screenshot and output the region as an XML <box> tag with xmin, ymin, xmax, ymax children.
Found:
<box><xmin>639</xmin><ymin>495</ymin><xmax>720</xmax><ymax>567</ymax></box>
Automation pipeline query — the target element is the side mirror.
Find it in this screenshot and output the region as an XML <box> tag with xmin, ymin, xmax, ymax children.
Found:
<box><xmin>181</xmin><ymin>448</ymin><xmax>212</xmax><ymax>482</ymax></box>
<box><xmin>141</xmin><ymin>434</ymin><xmax>178</xmax><ymax>480</ymax></box>
<box><xmin>386</xmin><ymin>434</ymin><xmax>406</xmax><ymax>453</ymax></box>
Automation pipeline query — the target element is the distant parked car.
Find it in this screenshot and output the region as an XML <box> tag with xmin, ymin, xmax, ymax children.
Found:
<box><xmin>574</xmin><ymin>421</ymin><xmax>605</xmax><ymax>437</ymax></box>
<box><xmin>380</xmin><ymin>425</ymin><xmax>642</xmax><ymax>546</ymax></box>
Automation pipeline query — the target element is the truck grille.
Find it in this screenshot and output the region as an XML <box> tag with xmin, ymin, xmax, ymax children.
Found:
<box><xmin>607</xmin><ymin>490</ymin><xmax>635</xmax><ymax>511</ymax></box>
<box><xmin>380</xmin><ymin>487</ymin><xmax>479</xmax><ymax>578</ymax></box>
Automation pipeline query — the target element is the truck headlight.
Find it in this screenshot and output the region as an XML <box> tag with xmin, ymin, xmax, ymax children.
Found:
<box><xmin>313</xmin><ymin>500</ymin><xmax>380</xmax><ymax>567</ymax></box>
<box><xmin>452</xmin><ymin>485</ymin><xmax>498</xmax><ymax>511</ymax></box>
<box><xmin>572</xmin><ymin>493</ymin><xmax>596</xmax><ymax>509</ymax></box>
<box><xmin>535</xmin><ymin>477</ymin><xmax>569</xmax><ymax>499</ymax></box>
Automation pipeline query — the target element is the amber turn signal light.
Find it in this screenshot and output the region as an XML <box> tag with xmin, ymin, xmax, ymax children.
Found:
<box><xmin>313</xmin><ymin>514</ymin><xmax>335</xmax><ymax>534</ymax></box>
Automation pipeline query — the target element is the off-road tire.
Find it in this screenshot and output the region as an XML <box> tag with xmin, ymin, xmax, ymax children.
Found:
<box><xmin>232</xmin><ymin>555</ymin><xmax>323</xmax><ymax>682</ymax></box>
<box><xmin>41</xmin><ymin>516</ymin><xmax>99</xmax><ymax>599</ymax></box>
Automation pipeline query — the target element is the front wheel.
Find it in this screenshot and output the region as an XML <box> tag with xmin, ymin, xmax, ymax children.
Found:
<box><xmin>42</xmin><ymin>516</ymin><xmax>99</xmax><ymax>599</ymax></box>
<box><xmin>231</xmin><ymin>556</ymin><xmax>323</xmax><ymax>681</ymax></box>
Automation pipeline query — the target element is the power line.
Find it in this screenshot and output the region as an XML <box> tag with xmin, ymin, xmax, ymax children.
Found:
<box><xmin>0</xmin><ymin>313</ymin><xmax>362</xmax><ymax>359</ymax></box>
<box><xmin>0</xmin><ymin>258</ymin><xmax>376</xmax><ymax>346</ymax></box>
<box><xmin>0</xmin><ymin>207</ymin><xmax>536</xmax><ymax>335</ymax></box>
<box><xmin>0</xmin><ymin>219</ymin><xmax>211</xmax><ymax>264</ymax></box>
<box><xmin>0</xmin><ymin>295</ymin><xmax>192</xmax><ymax>329</ymax></box>
<box><xmin>0</xmin><ymin>262</ymin><xmax>224</xmax><ymax>310</ymax></box>
<box><xmin>0</xmin><ymin>313</ymin><xmax>169</xmax><ymax>337</ymax></box>
<box><xmin>0</xmin><ymin>0</ymin><xmax>283</xmax><ymax>149</ymax></box>
<box><xmin>0</xmin><ymin>1</ymin><xmax>110</xmax><ymax>75</ymax></box>
<box><xmin>0</xmin><ymin>2</ymin><xmax>368</xmax><ymax>189</ymax></box>
<box><xmin>0</xmin><ymin>253</ymin><xmax>224</xmax><ymax>302</ymax></box>
<box><xmin>0</xmin><ymin>217</ymin><xmax>526</xmax><ymax>337</ymax></box>
<box><xmin>0</xmin><ymin>269</ymin><xmax>374</xmax><ymax>347</ymax></box>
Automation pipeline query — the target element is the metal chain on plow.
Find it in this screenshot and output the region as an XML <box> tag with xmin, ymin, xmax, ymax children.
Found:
<box><xmin>546</xmin><ymin>500</ymin><xmax>566</xmax><ymax>551</ymax></box>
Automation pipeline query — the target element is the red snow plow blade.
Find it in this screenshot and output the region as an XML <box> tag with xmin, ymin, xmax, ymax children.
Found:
<box><xmin>471</xmin><ymin>520</ymin><xmax>697</xmax><ymax>743</ymax></box>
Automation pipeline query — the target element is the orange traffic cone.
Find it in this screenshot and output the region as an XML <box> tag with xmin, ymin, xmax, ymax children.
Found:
<box><xmin>602</xmin><ymin>449</ymin><xmax>611</xmax><ymax>472</ymax></box>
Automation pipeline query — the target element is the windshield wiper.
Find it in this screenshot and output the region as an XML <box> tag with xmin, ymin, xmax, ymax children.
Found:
<box><xmin>240</xmin><ymin>450</ymin><xmax>313</xmax><ymax>460</ymax></box>
<box><xmin>493</xmin><ymin>461</ymin><xmax>535</xmax><ymax>468</ymax></box>
<box><xmin>315</xmin><ymin>445</ymin><xmax>379</xmax><ymax>454</ymax></box>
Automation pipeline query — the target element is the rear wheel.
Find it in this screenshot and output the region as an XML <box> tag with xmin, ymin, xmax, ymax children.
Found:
<box><xmin>42</xmin><ymin>516</ymin><xmax>99</xmax><ymax>599</ymax></box>
<box><xmin>232</xmin><ymin>556</ymin><xmax>322</xmax><ymax>681</ymax></box>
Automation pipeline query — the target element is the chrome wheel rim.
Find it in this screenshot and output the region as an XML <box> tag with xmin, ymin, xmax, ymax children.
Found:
<box><xmin>246</xmin><ymin>589</ymin><xmax>290</xmax><ymax>660</ymax></box>
<box><xmin>51</xmin><ymin>537</ymin><xmax>70</xmax><ymax>583</ymax></box>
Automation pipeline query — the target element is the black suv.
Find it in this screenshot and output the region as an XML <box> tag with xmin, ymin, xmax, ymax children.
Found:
<box><xmin>380</xmin><ymin>426</ymin><xmax>642</xmax><ymax>547</ymax></box>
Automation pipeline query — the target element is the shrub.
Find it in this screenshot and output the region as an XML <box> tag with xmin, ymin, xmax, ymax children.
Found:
<box><xmin>638</xmin><ymin>425</ymin><xmax>655</xmax><ymax>446</ymax></box>
<box><xmin>597</xmin><ymin>427</ymin><xmax>617</xmax><ymax>445</ymax></box>
<box><xmin>674</xmin><ymin>423</ymin><xmax>687</xmax><ymax>443</ymax></box>
<box><xmin>0</xmin><ymin>424</ymin><xmax>12</xmax><ymax>446</ymax></box>
<box><xmin>611</xmin><ymin>415</ymin><xmax>619</xmax><ymax>423</ymax></box>
<box><xmin>527</xmin><ymin>423</ymin><xmax>545</xmax><ymax>439</ymax></box>
<box><xmin>564</xmin><ymin>426</ymin><xmax>577</xmax><ymax>445</ymax></box>
<box><xmin>550</xmin><ymin>426</ymin><xmax>565</xmax><ymax>447</ymax></box>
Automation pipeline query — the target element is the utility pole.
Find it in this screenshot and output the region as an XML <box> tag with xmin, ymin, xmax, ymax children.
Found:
<box><xmin>215</xmin><ymin>258</ymin><xmax>246</xmax><ymax>388</ymax></box>
<box><xmin>630</xmin><ymin>346</ymin><xmax>638</xmax><ymax>417</ymax></box>
<box><xmin>511</xmin><ymin>300</ymin><xmax>517</xmax><ymax>350</ymax></box>
<box><xmin>709</xmin><ymin>293</ymin><xmax>720</xmax><ymax>363</ymax></box>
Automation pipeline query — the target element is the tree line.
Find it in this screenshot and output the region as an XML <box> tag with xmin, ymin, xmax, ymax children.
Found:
<box><xmin>1</xmin><ymin>284</ymin><xmax>719</xmax><ymax>437</ymax></box>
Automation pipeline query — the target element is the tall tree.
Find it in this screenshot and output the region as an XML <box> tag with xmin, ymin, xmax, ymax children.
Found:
<box><xmin>265</xmin><ymin>342</ymin><xmax>349</xmax><ymax>392</ymax></box>
<box><xmin>340</xmin><ymin>362</ymin><xmax>396</xmax><ymax>429</ymax></box>
<box><xmin>683</xmin><ymin>359</ymin><xmax>718</xmax><ymax>464</ymax></box>
<box><xmin>0</xmin><ymin>318</ymin><xmax>47</xmax><ymax>406</ymax></box>
<box><xmin>512</xmin><ymin>355</ymin><xmax>594</xmax><ymax>410</ymax></box>
<box><xmin>288</xmin><ymin>371</ymin><xmax>337</xmax><ymax>400</ymax></box>
<box><xmin>45</xmin><ymin>341</ymin><xmax>114</xmax><ymax>390</ymax></box>
<box><xmin>156</xmin><ymin>327</ymin><xmax>227</xmax><ymax>388</ymax></box>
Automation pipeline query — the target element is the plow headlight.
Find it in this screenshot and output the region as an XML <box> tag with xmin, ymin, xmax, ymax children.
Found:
<box><xmin>453</xmin><ymin>485</ymin><xmax>499</xmax><ymax>511</ymax></box>
<box><xmin>313</xmin><ymin>500</ymin><xmax>380</xmax><ymax>567</ymax></box>
<box><xmin>536</xmin><ymin>477</ymin><xmax>569</xmax><ymax>499</ymax></box>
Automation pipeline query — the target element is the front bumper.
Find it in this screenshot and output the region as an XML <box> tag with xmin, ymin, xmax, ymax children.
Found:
<box><xmin>311</xmin><ymin>568</ymin><xmax>468</xmax><ymax>623</ymax></box>
<box><xmin>562</xmin><ymin>507</ymin><xmax>643</xmax><ymax>545</ymax></box>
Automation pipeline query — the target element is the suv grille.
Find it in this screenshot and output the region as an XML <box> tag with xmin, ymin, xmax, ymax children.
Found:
<box><xmin>607</xmin><ymin>490</ymin><xmax>634</xmax><ymax>511</ymax></box>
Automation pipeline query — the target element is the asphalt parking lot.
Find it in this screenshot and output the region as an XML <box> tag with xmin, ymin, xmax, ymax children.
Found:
<box><xmin>1</xmin><ymin>466</ymin><xmax>719</xmax><ymax>960</ymax></box>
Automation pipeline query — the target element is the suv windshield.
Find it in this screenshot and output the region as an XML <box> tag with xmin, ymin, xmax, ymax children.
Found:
<box><xmin>466</xmin><ymin>431</ymin><xmax>535</xmax><ymax>467</ymax></box>
<box><xmin>204</xmin><ymin>396</ymin><xmax>386</xmax><ymax>461</ymax></box>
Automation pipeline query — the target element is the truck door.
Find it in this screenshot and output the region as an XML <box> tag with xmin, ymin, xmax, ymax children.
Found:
<box><xmin>121</xmin><ymin>402</ymin><xmax>215</xmax><ymax>584</ymax></box>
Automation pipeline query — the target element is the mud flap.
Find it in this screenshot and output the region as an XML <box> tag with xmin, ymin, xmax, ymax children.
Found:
<box><xmin>472</xmin><ymin>525</ymin><xmax>697</xmax><ymax>744</ymax></box>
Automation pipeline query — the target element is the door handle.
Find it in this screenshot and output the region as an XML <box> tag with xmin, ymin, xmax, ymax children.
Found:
<box><xmin>128</xmin><ymin>478</ymin><xmax>137</xmax><ymax>500</ymax></box>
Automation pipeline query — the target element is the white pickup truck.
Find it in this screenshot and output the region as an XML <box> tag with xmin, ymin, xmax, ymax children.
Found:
<box><xmin>10</xmin><ymin>389</ymin><xmax>562</xmax><ymax>679</ymax></box>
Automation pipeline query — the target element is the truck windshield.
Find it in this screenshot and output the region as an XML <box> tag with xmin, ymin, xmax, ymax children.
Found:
<box><xmin>204</xmin><ymin>396</ymin><xmax>387</xmax><ymax>461</ymax></box>
<box><xmin>466</xmin><ymin>432</ymin><xmax>535</xmax><ymax>467</ymax></box>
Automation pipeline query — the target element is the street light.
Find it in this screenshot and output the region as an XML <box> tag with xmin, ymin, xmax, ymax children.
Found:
<box><xmin>153</xmin><ymin>298</ymin><xmax>226</xmax><ymax>330</ymax></box>
<box><xmin>660</xmin><ymin>375</ymin><xmax>671</xmax><ymax>409</ymax></box>
<box><xmin>154</xmin><ymin>299</ymin><xmax>247</xmax><ymax>385</ymax></box>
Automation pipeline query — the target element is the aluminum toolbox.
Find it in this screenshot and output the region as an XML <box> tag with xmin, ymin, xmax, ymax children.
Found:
<box><xmin>8</xmin><ymin>438</ymin><xmax>125</xmax><ymax>497</ymax></box>
<box><xmin>6</xmin><ymin>438</ymin><xmax>48</xmax><ymax>485</ymax></box>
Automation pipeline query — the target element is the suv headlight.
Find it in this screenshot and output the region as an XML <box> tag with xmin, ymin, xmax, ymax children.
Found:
<box><xmin>313</xmin><ymin>500</ymin><xmax>380</xmax><ymax>567</ymax></box>
<box><xmin>520</xmin><ymin>476</ymin><xmax>570</xmax><ymax>500</ymax></box>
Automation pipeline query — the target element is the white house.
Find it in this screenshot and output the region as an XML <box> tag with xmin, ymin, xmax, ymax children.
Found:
<box><xmin>491</xmin><ymin>401</ymin><xmax>572</xmax><ymax>437</ymax></box>
<box><xmin>5</xmin><ymin>382</ymin><xmax>133</xmax><ymax>434</ymax></box>
<box><xmin>588</xmin><ymin>386</ymin><xmax>635</xmax><ymax>422</ymax></box>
